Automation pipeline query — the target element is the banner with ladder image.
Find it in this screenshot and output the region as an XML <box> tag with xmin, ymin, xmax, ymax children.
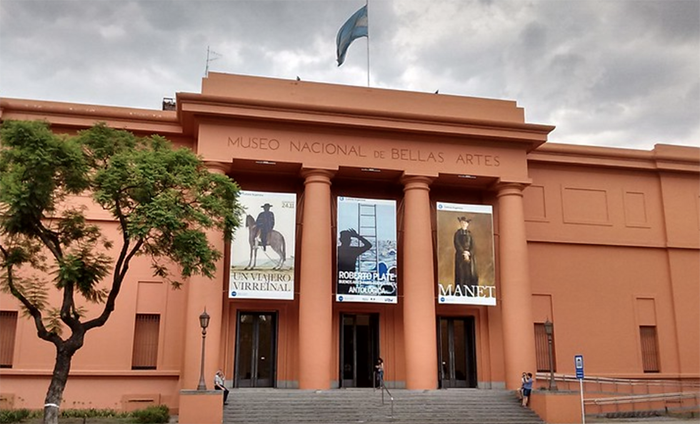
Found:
<box><xmin>336</xmin><ymin>196</ymin><xmax>397</xmax><ymax>303</ymax></box>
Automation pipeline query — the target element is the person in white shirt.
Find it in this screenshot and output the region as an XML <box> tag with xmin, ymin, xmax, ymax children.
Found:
<box><xmin>214</xmin><ymin>370</ymin><xmax>229</xmax><ymax>405</ymax></box>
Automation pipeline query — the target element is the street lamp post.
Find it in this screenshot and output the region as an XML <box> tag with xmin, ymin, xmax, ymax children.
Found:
<box><xmin>197</xmin><ymin>309</ymin><xmax>211</xmax><ymax>390</ymax></box>
<box><xmin>544</xmin><ymin>319</ymin><xmax>557</xmax><ymax>391</ymax></box>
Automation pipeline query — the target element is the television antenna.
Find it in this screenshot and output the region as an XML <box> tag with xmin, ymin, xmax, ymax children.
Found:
<box><xmin>205</xmin><ymin>46</ymin><xmax>222</xmax><ymax>77</ymax></box>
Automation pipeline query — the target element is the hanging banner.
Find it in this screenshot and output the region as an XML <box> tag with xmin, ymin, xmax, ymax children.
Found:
<box><xmin>436</xmin><ymin>202</ymin><xmax>496</xmax><ymax>306</ymax></box>
<box><xmin>336</xmin><ymin>196</ymin><xmax>397</xmax><ymax>304</ymax></box>
<box><xmin>229</xmin><ymin>190</ymin><xmax>296</xmax><ymax>300</ymax></box>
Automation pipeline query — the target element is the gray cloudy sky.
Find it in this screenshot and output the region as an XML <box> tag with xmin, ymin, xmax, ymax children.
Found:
<box><xmin>1</xmin><ymin>0</ymin><xmax>698</xmax><ymax>150</ymax></box>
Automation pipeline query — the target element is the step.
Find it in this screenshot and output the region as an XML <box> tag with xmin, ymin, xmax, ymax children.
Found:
<box><xmin>223</xmin><ymin>389</ymin><xmax>544</xmax><ymax>424</ymax></box>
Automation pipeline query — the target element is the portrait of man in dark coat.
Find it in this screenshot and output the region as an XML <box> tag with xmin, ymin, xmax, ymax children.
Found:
<box><xmin>454</xmin><ymin>216</ymin><xmax>478</xmax><ymax>287</ymax></box>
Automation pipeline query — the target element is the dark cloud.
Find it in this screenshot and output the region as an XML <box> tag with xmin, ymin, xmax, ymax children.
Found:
<box><xmin>0</xmin><ymin>0</ymin><xmax>697</xmax><ymax>149</ymax></box>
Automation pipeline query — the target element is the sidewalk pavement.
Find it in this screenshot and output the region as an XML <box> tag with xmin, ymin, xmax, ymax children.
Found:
<box><xmin>588</xmin><ymin>418</ymin><xmax>699</xmax><ymax>423</ymax></box>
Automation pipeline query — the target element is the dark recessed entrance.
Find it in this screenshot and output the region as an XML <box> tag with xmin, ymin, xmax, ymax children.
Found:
<box><xmin>234</xmin><ymin>312</ymin><xmax>277</xmax><ymax>388</ymax></box>
<box><xmin>438</xmin><ymin>316</ymin><xmax>477</xmax><ymax>388</ymax></box>
<box><xmin>340</xmin><ymin>313</ymin><xmax>379</xmax><ymax>388</ymax></box>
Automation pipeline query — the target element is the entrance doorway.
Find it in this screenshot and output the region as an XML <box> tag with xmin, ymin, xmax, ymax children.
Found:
<box><xmin>234</xmin><ymin>312</ymin><xmax>277</xmax><ymax>388</ymax></box>
<box><xmin>339</xmin><ymin>313</ymin><xmax>379</xmax><ymax>388</ymax></box>
<box><xmin>438</xmin><ymin>316</ymin><xmax>477</xmax><ymax>388</ymax></box>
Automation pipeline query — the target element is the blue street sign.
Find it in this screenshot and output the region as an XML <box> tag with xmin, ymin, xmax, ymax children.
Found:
<box><xmin>575</xmin><ymin>354</ymin><xmax>584</xmax><ymax>379</ymax></box>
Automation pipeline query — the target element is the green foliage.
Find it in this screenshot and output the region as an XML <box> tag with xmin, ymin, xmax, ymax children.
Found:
<box><xmin>0</xmin><ymin>121</ymin><xmax>89</xmax><ymax>237</ymax></box>
<box><xmin>128</xmin><ymin>405</ymin><xmax>169</xmax><ymax>424</ymax></box>
<box><xmin>0</xmin><ymin>409</ymin><xmax>32</xmax><ymax>424</ymax></box>
<box><xmin>59</xmin><ymin>409</ymin><xmax>123</xmax><ymax>419</ymax></box>
<box><xmin>0</xmin><ymin>120</ymin><xmax>243</xmax><ymax>325</ymax></box>
<box><xmin>0</xmin><ymin>120</ymin><xmax>243</xmax><ymax>421</ymax></box>
<box><xmin>0</xmin><ymin>407</ymin><xmax>173</xmax><ymax>423</ymax></box>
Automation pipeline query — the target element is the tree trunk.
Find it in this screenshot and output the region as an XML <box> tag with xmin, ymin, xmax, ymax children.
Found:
<box><xmin>43</xmin><ymin>345</ymin><xmax>76</xmax><ymax>424</ymax></box>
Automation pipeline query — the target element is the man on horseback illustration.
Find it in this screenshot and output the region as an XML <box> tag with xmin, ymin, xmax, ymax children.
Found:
<box><xmin>255</xmin><ymin>203</ymin><xmax>275</xmax><ymax>251</ymax></box>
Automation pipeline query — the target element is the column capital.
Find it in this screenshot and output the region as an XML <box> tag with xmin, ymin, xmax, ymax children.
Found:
<box><xmin>204</xmin><ymin>161</ymin><xmax>231</xmax><ymax>175</ymax></box>
<box><xmin>400</xmin><ymin>175</ymin><xmax>434</xmax><ymax>191</ymax></box>
<box><xmin>494</xmin><ymin>181</ymin><xmax>531</xmax><ymax>198</ymax></box>
<box><xmin>300</xmin><ymin>168</ymin><xmax>335</xmax><ymax>185</ymax></box>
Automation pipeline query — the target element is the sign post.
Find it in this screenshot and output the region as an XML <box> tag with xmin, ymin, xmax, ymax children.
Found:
<box><xmin>575</xmin><ymin>355</ymin><xmax>585</xmax><ymax>424</ymax></box>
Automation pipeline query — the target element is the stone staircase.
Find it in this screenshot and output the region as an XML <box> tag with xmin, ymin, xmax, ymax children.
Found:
<box><xmin>224</xmin><ymin>388</ymin><xmax>545</xmax><ymax>424</ymax></box>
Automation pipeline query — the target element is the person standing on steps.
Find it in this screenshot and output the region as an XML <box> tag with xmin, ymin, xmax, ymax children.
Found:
<box><xmin>518</xmin><ymin>371</ymin><xmax>527</xmax><ymax>401</ymax></box>
<box><xmin>375</xmin><ymin>357</ymin><xmax>385</xmax><ymax>388</ymax></box>
<box><xmin>521</xmin><ymin>372</ymin><xmax>533</xmax><ymax>407</ymax></box>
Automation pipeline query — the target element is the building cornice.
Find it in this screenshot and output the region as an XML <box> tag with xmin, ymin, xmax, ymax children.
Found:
<box><xmin>0</xmin><ymin>98</ymin><xmax>182</xmax><ymax>135</ymax></box>
<box><xmin>529</xmin><ymin>142</ymin><xmax>700</xmax><ymax>174</ymax></box>
<box><xmin>177</xmin><ymin>93</ymin><xmax>554</xmax><ymax>150</ymax></box>
<box><xmin>177</xmin><ymin>72</ymin><xmax>555</xmax><ymax>151</ymax></box>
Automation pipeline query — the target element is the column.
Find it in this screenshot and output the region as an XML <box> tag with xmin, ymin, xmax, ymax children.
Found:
<box><xmin>401</xmin><ymin>175</ymin><xmax>438</xmax><ymax>389</ymax></box>
<box><xmin>181</xmin><ymin>162</ymin><xmax>229</xmax><ymax>390</ymax></box>
<box><xmin>497</xmin><ymin>183</ymin><xmax>537</xmax><ymax>390</ymax></box>
<box><xmin>298</xmin><ymin>169</ymin><xmax>334</xmax><ymax>389</ymax></box>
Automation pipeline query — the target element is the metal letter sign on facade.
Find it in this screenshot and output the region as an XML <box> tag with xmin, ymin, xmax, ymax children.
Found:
<box><xmin>575</xmin><ymin>355</ymin><xmax>585</xmax><ymax>379</ymax></box>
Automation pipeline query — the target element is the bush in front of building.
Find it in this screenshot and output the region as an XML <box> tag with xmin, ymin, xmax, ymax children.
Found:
<box><xmin>128</xmin><ymin>405</ymin><xmax>169</xmax><ymax>424</ymax></box>
<box><xmin>59</xmin><ymin>409</ymin><xmax>122</xmax><ymax>419</ymax></box>
<box><xmin>0</xmin><ymin>409</ymin><xmax>33</xmax><ymax>424</ymax></box>
<box><xmin>0</xmin><ymin>406</ymin><xmax>169</xmax><ymax>424</ymax></box>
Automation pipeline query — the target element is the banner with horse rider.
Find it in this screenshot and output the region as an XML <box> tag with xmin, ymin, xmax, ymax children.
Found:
<box><xmin>436</xmin><ymin>202</ymin><xmax>496</xmax><ymax>306</ymax></box>
<box><xmin>336</xmin><ymin>196</ymin><xmax>397</xmax><ymax>304</ymax></box>
<box><xmin>229</xmin><ymin>190</ymin><xmax>296</xmax><ymax>300</ymax></box>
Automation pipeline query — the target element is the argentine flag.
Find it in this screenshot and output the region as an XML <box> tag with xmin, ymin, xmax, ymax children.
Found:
<box><xmin>336</xmin><ymin>5</ymin><xmax>368</xmax><ymax>66</ymax></box>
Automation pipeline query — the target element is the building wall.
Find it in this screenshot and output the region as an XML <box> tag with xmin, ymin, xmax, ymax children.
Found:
<box><xmin>0</xmin><ymin>73</ymin><xmax>697</xmax><ymax>412</ymax></box>
<box><xmin>525</xmin><ymin>146</ymin><xmax>700</xmax><ymax>378</ymax></box>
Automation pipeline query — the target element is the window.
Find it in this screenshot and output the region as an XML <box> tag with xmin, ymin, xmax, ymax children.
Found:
<box><xmin>534</xmin><ymin>323</ymin><xmax>556</xmax><ymax>372</ymax></box>
<box><xmin>132</xmin><ymin>314</ymin><xmax>160</xmax><ymax>370</ymax></box>
<box><xmin>640</xmin><ymin>326</ymin><xmax>660</xmax><ymax>373</ymax></box>
<box><xmin>0</xmin><ymin>311</ymin><xmax>18</xmax><ymax>368</ymax></box>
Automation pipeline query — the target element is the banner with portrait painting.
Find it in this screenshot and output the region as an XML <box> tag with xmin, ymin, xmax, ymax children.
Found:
<box><xmin>436</xmin><ymin>202</ymin><xmax>496</xmax><ymax>306</ymax></box>
<box><xmin>336</xmin><ymin>196</ymin><xmax>397</xmax><ymax>304</ymax></box>
<box><xmin>229</xmin><ymin>190</ymin><xmax>296</xmax><ymax>300</ymax></box>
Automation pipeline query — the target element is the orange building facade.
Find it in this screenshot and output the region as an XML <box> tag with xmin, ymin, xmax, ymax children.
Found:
<box><xmin>0</xmin><ymin>73</ymin><xmax>698</xmax><ymax>413</ymax></box>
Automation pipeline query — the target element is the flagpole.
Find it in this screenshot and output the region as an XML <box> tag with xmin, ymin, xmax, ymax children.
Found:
<box><xmin>366</xmin><ymin>0</ymin><xmax>370</xmax><ymax>87</ymax></box>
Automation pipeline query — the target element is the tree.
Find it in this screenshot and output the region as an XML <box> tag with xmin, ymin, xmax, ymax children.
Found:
<box><xmin>0</xmin><ymin>121</ymin><xmax>242</xmax><ymax>424</ymax></box>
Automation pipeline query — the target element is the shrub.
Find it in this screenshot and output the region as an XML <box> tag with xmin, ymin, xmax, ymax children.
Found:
<box><xmin>60</xmin><ymin>409</ymin><xmax>122</xmax><ymax>418</ymax></box>
<box><xmin>129</xmin><ymin>405</ymin><xmax>169</xmax><ymax>424</ymax></box>
<box><xmin>0</xmin><ymin>409</ymin><xmax>31</xmax><ymax>424</ymax></box>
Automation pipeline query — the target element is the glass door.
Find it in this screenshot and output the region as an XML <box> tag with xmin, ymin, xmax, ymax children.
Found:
<box><xmin>234</xmin><ymin>312</ymin><xmax>277</xmax><ymax>387</ymax></box>
<box><xmin>340</xmin><ymin>313</ymin><xmax>379</xmax><ymax>387</ymax></box>
<box><xmin>438</xmin><ymin>316</ymin><xmax>477</xmax><ymax>388</ymax></box>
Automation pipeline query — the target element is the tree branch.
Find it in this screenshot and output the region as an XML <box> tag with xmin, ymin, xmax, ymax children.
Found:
<box><xmin>83</xmin><ymin>238</ymin><xmax>143</xmax><ymax>331</ymax></box>
<box><xmin>0</xmin><ymin>244</ymin><xmax>62</xmax><ymax>346</ymax></box>
<box><xmin>35</xmin><ymin>221</ymin><xmax>63</xmax><ymax>260</ymax></box>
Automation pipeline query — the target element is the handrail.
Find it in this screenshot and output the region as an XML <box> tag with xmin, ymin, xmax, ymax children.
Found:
<box><xmin>584</xmin><ymin>392</ymin><xmax>699</xmax><ymax>405</ymax></box>
<box><xmin>535</xmin><ymin>373</ymin><xmax>700</xmax><ymax>388</ymax></box>
<box><xmin>535</xmin><ymin>373</ymin><xmax>700</xmax><ymax>417</ymax></box>
<box><xmin>374</xmin><ymin>370</ymin><xmax>394</xmax><ymax>418</ymax></box>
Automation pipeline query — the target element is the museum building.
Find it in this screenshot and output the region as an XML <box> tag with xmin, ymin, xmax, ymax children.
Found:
<box><xmin>0</xmin><ymin>73</ymin><xmax>698</xmax><ymax>413</ymax></box>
